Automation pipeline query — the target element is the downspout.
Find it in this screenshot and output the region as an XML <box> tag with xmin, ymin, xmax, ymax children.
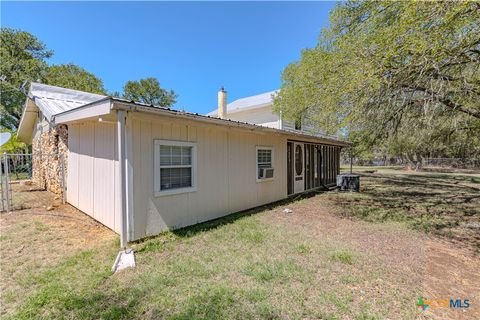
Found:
<box><xmin>117</xmin><ymin>109</ymin><xmax>128</xmax><ymax>248</ymax></box>
<box><xmin>111</xmin><ymin>109</ymin><xmax>135</xmax><ymax>272</ymax></box>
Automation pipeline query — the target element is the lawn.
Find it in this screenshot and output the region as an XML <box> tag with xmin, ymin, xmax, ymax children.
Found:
<box><xmin>1</xmin><ymin>168</ymin><xmax>478</xmax><ymax>319</ymax></box>
<box><xmin>338</xmin><ymin>166</ymin><xmax>480</xmax><ymax>252</ymax></box>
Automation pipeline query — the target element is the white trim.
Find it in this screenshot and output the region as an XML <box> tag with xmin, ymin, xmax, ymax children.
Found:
<box><xmin>54</xmin><ymin>99</ymin><xmax>112</xmax><ymax>124</ymax></box>
<box><xmin>153</xmin><ymin>140</ymin><xmax>197</xmax><ymax>197</ymax></box>
<box><xmin>255</xmin><ymin>145</ymin><xmax>274</xmax><ymax>183</ymax></box>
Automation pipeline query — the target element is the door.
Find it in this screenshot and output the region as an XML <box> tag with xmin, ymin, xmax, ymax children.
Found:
<box><xmin>287</xmin><ymin>142</ymin><xmax>293</xmax><ymax>195</ymax></box>
<box><xmin>293</xmin><ymin>143</ymin><xmax>304</xmax><ymax>193</ymax></box>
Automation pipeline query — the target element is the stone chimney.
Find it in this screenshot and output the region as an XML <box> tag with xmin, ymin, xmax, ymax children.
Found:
<box><xmin>218</xmin><ymin>87</ymin><xmax>227</xmax><ymax>119</ymax></box>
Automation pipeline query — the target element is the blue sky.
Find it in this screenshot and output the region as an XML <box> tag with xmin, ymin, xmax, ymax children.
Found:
<box><xmin>1</xmin><ymin>1</ymin><xmax>336</xmax><ymax>114</ymax></box>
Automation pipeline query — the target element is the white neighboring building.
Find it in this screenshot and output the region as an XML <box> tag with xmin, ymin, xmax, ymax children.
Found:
<box><xmin>207</xmin><ymin>89</ymin><xmax>324</xmax><ymax>135</ymax></box>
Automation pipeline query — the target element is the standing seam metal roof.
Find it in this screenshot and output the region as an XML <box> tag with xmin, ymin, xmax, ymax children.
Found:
<box><xmin>28</xmin><ymin>82</ymin><xmax>106</xmax><ymax>121</ymax></box>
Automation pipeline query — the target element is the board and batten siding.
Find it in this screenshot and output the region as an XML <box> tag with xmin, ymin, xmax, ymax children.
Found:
<box><xmin>67</xmin><ymin>122</ymin><xmax>121</xmax><ymax>233</ymax></box>
<box><xmin>129</xmin><ymin>113</ymin><xmax>287</xmax><ymax>240</ymax></box>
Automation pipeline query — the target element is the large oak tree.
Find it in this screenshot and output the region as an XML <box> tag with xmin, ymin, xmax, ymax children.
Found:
<box><xmin>274</xmin><ymin>1</ymin><xmax>480</xmax><ymax>161</ymax></box>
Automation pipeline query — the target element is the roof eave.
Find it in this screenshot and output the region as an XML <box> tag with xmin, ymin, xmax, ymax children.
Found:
<box><xmin>53</xmin><ymin>98</ymin><xmax>113</xmax><ymax>124</ymax></box>
<box><xmin>17</xmin><ymin>97</ymin><xmax>38</xmax><ymax>143</ymax></box>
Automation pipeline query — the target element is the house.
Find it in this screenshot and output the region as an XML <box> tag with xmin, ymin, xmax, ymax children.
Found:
<box><xmin>17</xmin><ymin>83</ymin><xmax>349</xmax><ymax>244</ymax></box>
<box><xmin>207</xmin><ymin>89</ymin><xmax>326</xmax><ymax>135</ymax></box>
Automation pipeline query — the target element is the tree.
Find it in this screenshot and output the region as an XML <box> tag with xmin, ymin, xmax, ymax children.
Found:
<box><xmin>274</xmin><ymin>1</ymin><xmax>480</xmax><ymax>163</ymax></box>
<box><xmin>0</xmin><ymin>129</ymin><xmax>25</xmax><ymax>154</ymax></box>
<box><xmin>0</xmin><ymin>29</ymin><xmax>107</xmax><ymax>130</ymax></box>
<box><xmin>45</xmin><ymin>64</ymin><xmax>107</xmax><ymax>95</ymax></box>
<box><xmin>0</xmin><ymin>28</ymin><xmax>53</xmax><ymax>129</ymax></box>
<box><xmin>0</xmin><ymin>129</ymin><xmax>28</xmax><ymax>179</ymax></box>
<box><xmin>122</xmin><ymin>77</ymin><xmax>177</xmax><ymax>108</ymax></box>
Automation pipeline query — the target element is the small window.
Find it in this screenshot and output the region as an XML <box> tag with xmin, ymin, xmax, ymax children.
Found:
<box><xmin>154</xmin><ymin>140</ymin><xmax>197</xmax><ymax>196</ymax></box>
<box><xmin>256</xmin><ymin>146</ymin><xmax>274</xmax><ymax>181</ymax></box>
<box><xmin>295</xmin><ymin>118</ymin><xmax>302</xmax><ymax>130</ymax></box>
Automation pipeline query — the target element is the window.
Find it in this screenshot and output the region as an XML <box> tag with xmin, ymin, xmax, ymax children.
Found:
<box><xmin>154</xmin><ymin>140</ymin><xmax>197</xmax><ymax>196</ymax></box>
<box><xmin>256</xmin><ymin>146</ymin><xmax>274</xmax><ymax>181</ymax></box>
<box><xmin>295</xmin><ymin>145</ymin><xmax>303</xmax><ymax>175</ymax></box>
<box><xmin>294</xmin><ymin>117</ymin><xmax>302</xmax><ymax>130</ymax></box>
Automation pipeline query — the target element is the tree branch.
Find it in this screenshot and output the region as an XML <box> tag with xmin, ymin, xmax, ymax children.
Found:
<box><xmin>401</xmin><ymin>85</ymin><xmax>480</xmax><ymax>119</ymax></box>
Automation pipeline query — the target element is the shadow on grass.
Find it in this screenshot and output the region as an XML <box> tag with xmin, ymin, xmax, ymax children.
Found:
<box><xmin>15</xmin><ymin>289</ymin><xmax>142</xmax><ymax>320</ymax></box>
<box><xmin>11</xmin><ymin>248</ymin><xmax>141</xmax><ymax>320</ymax></box>
<box><xmin>332</xmin><ymin>172</ymin><xmax>480</xmax><ymax>252</ymax></box>
<box><xmin>132</xmin><ymin>188</ymin><xmax>328</xmax><ymax>250</ymax></box>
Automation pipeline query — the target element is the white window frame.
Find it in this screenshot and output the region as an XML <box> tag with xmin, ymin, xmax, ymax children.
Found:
<box><xmin>256</xmin><ymin>146</ymin><xmax>274</xmax><ymax>183</ymax></box>
<box><xmin>154</xmin><ymin>140</ymin><xmax>197</xmax><ymax>196</ymax></box>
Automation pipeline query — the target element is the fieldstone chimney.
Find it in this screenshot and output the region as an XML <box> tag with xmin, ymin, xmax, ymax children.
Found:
<box><xmin>218</xmin><ymin>87</ymin><xmax>227</xmax><ymax>119</ymax></box>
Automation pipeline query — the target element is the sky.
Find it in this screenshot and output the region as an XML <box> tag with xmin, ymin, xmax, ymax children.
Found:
<box><xmin>1</xmin><ymin>1</ymin><xmax>336</xmax><ymax>114</ymax></box>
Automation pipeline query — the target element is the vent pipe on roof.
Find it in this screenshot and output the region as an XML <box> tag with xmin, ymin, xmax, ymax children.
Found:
<box><xmin>218</xmin><ymin>87</ymin><xmax>227</xmax><ymax>119</ymax></box>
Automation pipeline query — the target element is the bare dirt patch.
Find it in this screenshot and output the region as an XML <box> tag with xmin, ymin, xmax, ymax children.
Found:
<box><xmin>422</xmin><ymin>239</ymin><xmax>480</xmax><ymax>319</ymax></box>
<box><xmin>265</xmin><ymin>197</ymin><xmax>426</xmax><ymax>318</ymax></box>
<box><xmin>0</xmin><ymin>205</ymin><xmax>115</xmax><ymax>317</ymax></box>
<box><xmin>7</xmin><ymin>179</ymin><xmax>61</xmax><ymax>211</ymax></box>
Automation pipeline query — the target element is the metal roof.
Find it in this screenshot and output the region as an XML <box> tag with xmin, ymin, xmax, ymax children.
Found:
<box><xmin>28</xmin><ymin>82</ymin><xmax>106</xmax><ymax>121</ymax></box>
<box><xmin>207</xmin><ymin>90</ymin><xmax>278</xmax><ymax>116</ymax></box>
<box><xmin>17</xmin><ymin>83</ymin><xmax>107</xmax><ymax>143</ymax></box>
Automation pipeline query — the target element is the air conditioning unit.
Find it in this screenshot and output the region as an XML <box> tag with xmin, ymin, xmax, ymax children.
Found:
<box><xmin>259</xmin><ymin>167</ymin><xmax>274</xmax><ymax>179</ymax></box>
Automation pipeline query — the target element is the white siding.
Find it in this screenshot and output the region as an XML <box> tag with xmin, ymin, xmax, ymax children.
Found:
<box><xmin>67</xmin><ymin>122</ymin><xmax>120</xmax><ymax>232</ymax></box>
<box><xmin>225</xmin><ymin>106</ymin><xmax>281</xmax><ymax>129</ymax></box>
<box><xmin>282</xmin><ymin>120</ymin><xmax>295</xmax><ymax>131</ymax></box>
<box><xmin>129</xmin><ymin>113</ymin><xmax>288</xmax><ymax>240</ymax></box>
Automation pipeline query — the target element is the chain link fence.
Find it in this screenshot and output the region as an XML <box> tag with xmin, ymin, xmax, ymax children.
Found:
<box><xmin>340</xmin><ymin>154</ymin><xmax>479</xmax><ymax>170</ymax></box>
<box><xmin>423</xmin><ymin>157</ymin><xmax>480</xmax><ymax>169</ymax></box>
<box><xmin>0</xmin><ymin>153</ymin><xmax>66</xmax><ymax>212</ymax></box>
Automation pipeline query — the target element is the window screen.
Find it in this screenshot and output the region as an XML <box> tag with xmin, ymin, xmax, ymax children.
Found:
<box><xmin>159</xmin><ymin>145</ymin><xmax>193</xmax><ymax>190</ymax></box>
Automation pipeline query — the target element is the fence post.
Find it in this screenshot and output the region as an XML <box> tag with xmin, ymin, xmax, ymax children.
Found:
<box><xmin>0</xmin><ymin>156</ymin><xmax>4</xmax><ymax>212</ymax></box>
<box><xmin>3</xmin><ymin>153</ymin><xmax>10</xmax><ymax>212</ymax></box>
<box><xmin>60</xmin><ymin>154</ymin><xmax>66</xmax><ymax>204</ymax></box>
<box><xmin>350</xmin><ymin>146</ymin><xmax>353</xmax><ymax>174</ymax></box>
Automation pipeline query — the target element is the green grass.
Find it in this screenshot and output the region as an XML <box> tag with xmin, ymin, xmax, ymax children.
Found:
<box><xmin>5</xmin><ymin>172</ymin><xmax>31</xmax><ymax>181</ymax></box>
<box><xmin>329</xmin><ymin>249</ymin><xmax>355</xmax><ymax>265</ymax></box>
